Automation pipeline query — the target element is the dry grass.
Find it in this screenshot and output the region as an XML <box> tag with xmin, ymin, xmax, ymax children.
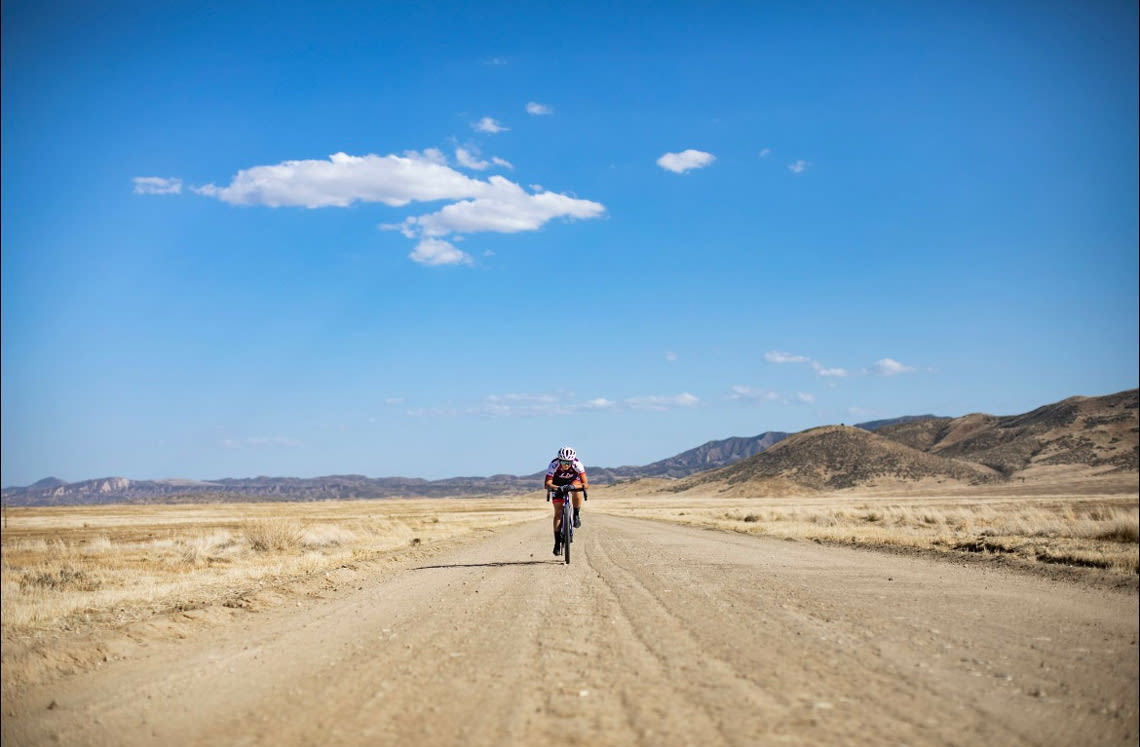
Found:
<box><xmin>3</xmin><ymin>489</ymin><xmax>1136</xmax><ymax>643</ymax></box>
<box><xmin>1</xmin><ymin>498</ymin><xmax>544</xmax><ymax>638</ymax></box>
<box><xmin>594</xmin><ymin>488</ymin><xmax>1139</xmax><ymax>575</ymax></box>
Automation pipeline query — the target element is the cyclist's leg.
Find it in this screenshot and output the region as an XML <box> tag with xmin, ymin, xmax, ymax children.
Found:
<box><xmin>552</xmin><ymin>499</ymin><xmax>564</xmax><ymax>554</ymax></box>
<box><xmin>571</xmin><ymin>480</ymin><xmax>584</xmax><ymax>527</ymax></box>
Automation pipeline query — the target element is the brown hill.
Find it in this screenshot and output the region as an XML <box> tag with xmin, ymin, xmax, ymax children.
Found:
<box><xmin>679</xmin><ymin>426</ymin><xmax>1001</xmax><ymax>493</ymax></box>
<box><xmin>876</xmin><ymin>389</ymin><xmax>1138</xmax><ymax>476</ymax></box>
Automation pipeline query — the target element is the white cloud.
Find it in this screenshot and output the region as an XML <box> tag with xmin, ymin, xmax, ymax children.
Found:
<box><xmin>133</xmin><ymin>176</ymin><xmax>182</xmax><ymax>195</ymax></box>
<box><xmin>398</xmin><ymin>177</ymin><xmax>604</xmax><ymax>237</ymax></box>
<box><xmin>526</xmin><ymin>102</ymin><xmax>553</xmax><ymax>115</ymax></box>
<box><xmin>474</xmin><ymin>117</ymin><xmax>508</xmax><ymax>133</ymax></box>
<box><xmin>765</xmin><ymin>351</ymin><xmax>812</xmax><ymax>364</ymax></box>
<box><xmin>869</xmin><ymin>358</ymin><xmax>917</xmax><ymax>376</ymax></box>
<box><xmin>410</xmin><ymin>238</ymin><xmax>472</xmax><ymax>266</ymax></box>
<box><xmin>491</xmin><ymin>156</ymin><xmax>513</xmax><ymax>169</ymax></box>
<box><xmin>794</xmin><ymin>392</ymin><xmax>816</xmax><ymax>404</ymax></box>
<box><xmin>583</xmin><ymin>398</ymin><xmax>616</xmax><ymax>410</ymax></box>
<box><xmin>657</xmin><ymin>149</ymin><xmax>716</xmax><ymax>174</ymax></box>
<box><xmin>788</xmin><ymin>159</ymin><xmax>809</xmax><ymax>174</ymax></box>
<box><xmin>191</xmin><ymin>150</ymin><xmax>603</xmax><ymax>266</ymax></box>
<box><xmin>665</xmin><ymin>352</ymin><xmax>677</xmax><ymax>362</ymax></box>
<box><xmin>759</xmin><ymin>148</ymin><xmax>772</xmax><ymax>158</ymax></box>
<box><xmin>811</xmin><ymin>362</ymin><xmax>849</xmax><ymax>377</ymax></box>
<box><xmin>195</xmin><ymin>151</ymin><xmax>485</xmax><ymax>208</ymax></box>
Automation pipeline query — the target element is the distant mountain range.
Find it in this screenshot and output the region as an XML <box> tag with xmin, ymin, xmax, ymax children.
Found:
<box><xmin>4</xmin><ymin>389</ymin><xmax>1136</xmax><ymax>506</ymax></box>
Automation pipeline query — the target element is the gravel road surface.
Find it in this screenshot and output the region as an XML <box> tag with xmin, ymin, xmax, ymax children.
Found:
<box><xmin>4</xmin><ymin>514</ymin><xmax>1137</xmax><ymax>745</ymax></box>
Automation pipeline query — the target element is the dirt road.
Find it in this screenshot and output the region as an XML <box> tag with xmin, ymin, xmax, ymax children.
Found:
<box><xmin>3</xmin><ymin>515</ymin><xmax>1137</xmax><ymax>746</ymax></box>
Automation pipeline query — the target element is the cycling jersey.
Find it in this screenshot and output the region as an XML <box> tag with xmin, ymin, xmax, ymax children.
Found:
<box><xmin>546</xmin><ymin>457</ymin><xmax>587</xmax><ymax>488</ymax></box>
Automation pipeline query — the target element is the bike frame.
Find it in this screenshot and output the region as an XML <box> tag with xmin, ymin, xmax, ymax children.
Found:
<box><xmin>550</xmin><ymin>485</ymin><xmax>575</xmax><ymax>564</ymax></box>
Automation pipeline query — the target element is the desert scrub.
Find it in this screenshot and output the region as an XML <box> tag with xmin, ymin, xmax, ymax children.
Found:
<box><xmin>243</xmin><ymin>519</ymin><xmax>303</xmax><ymax>552</ymax></box>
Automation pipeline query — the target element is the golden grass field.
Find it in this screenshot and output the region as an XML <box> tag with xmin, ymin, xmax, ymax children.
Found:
<box><xmin>2</xmin><ymin>483</ymin><xmax>1137</xmax><ymax>645</ymax></box>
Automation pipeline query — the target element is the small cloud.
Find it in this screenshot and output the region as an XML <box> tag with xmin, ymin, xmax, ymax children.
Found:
<box><xmin>384</xmin><ymin>397</ymin><xmax>405</xmax><ymax>405</ymax></box>
<box><xmin>526</xmin><ymin>102</ymin><xmax>553</xmax><ymax>115</ymax></box>
<box><xmin>656</xmin><ymin>149</ymin><xmax>716</xmax><ymax>174</ymax></box>
<box><xmin>765</xmin><ymin>351</ymin><xmax>811</xmax><ymax>364</ymax></box>
<box><xmin>665</xmin><ymin>352</ymin><xmax>677</xmax><ymax>362</ymax></box>
<box><xmin>491</xmin><ymin>156</ymin><xmax>513</xmax><ymax>170</ymax></box>
<box><xmin>869</xmin><ymin>358</ymin><xmax>917</xmax><ymax>376</ymax></box>
<box><xmin>582</xmin><ymin>398</ymin><xmax>616</xmax><ymax>410</ymax></box>
<box><xmin>410</xmin><ymin>238</ymin><xmax>472</xmax><ymax>266</ymax></box>
<box><xmin>811</xmin><ymin>362</ymin><xmax>848</xmax><ymax>377</ymax></box>
<box><xmin>794</xmin><ymin>392</ymin><xmax>816</xmax><ymax>404</ymax></box>
<box><xmin>484</xmin><ymin>57</ymin><xmax>508</xmax><ymax>66</ymax></box>
<box><xmin>788</xmin><ymin>159</ymin><xmax>809</xmax><ymax>174</ymax></box>
<box><xmin>759</xmin><ymin>148</ymin><xmax>771</xmax><ymax>158</ymax></box>
<box><xmin>765</xmin><ymin>350</ymin><xmax>847</xmax><ymax>376</ymax></box>
<box><xmin>474</xmin><ymin>117</ymin><xmax>508</xmax><ymax>133</ymax></box>
<box><xmin>133</xmin><ymin>176</ymin><xmax>182</xmax><ymax>195</ymax></box>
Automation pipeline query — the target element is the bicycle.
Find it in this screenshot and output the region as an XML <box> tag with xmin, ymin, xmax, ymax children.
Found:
<box><xmin>547</xmin><ymin>484</ymin><xmax>586</xmax><ymax>564</ymax></box>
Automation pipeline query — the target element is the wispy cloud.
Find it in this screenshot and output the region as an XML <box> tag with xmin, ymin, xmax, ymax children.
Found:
<box><xmin>765</xmin><ymin>350</ymin><xmax>920</xmax><ymax>378</ymax></box>
<box><xmin>455</xmin><ymin>147</ymin><xmax>490</xmax><ymax>170</ymax></box>
<box><xmin>869</xmin><ymin>358</ymin><xmax>918</xmax><ymax>376</ymax></box>
<box><xmin>729</xmin><ymin>386</ymin><xmax>814</xmax><ymax>405</ymax></box>
<box><xmin>759</xmin><ymin>148</ymin><xmax>772</xmax><ymax>158</ymax></box>
<box><xmin>408</xmin><ymin>390</ymin><xmax>700</xmax><ymax>418</ymax></box>
<box><xmin>729</xmin><ymin>386</ymin><xmax>781</xmax><ymax>402</ymax></box>
<box><xmin>474</xmin><ymin>117</ymin><xmax>508</xmax><ymax>133</ymax></box>
<box><xmin>656</xmin><ymin>149</ymin><xmax>716</xmax><ymax>174</ymax></box>
<box><xmin>665</xmin><ymin>352</ymin><xmax>677</xmax><ymax>362</ymax></box>
<box><xmin>788</xmin><ymin>159</ymin><xmax>809</xmax><ymax>174</ymax></box>
<box><xmin>625</xmin><ymin>393</ymin><xmax>699</xmax><ymax>411</ymax></box>
<box><xmin>526</xmin><ymin>102</ymin><xmax>553</xmax><ymax>115</ymax></box>
<box><xmin>811</xmin><ymin>362</ymin><xmax>849</xmax><ymax>378</ymax></box>
<box><xmin>133</xmin><ymin>176</ymin><xmax>182</xmax><ymax>195</ymax></box>
<box><xmin>764</xmin><ymin>351</ymin><xmax>811</xmax><ymax>364</ymax></box>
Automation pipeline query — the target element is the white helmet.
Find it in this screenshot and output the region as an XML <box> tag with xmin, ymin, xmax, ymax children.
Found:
<box><xmin>558</xmin><ymin>446</ymin><xmax>576</xmax><ymax>461</ymax></box>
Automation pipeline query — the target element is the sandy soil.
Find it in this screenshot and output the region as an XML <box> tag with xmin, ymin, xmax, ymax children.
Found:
<box><xmin>3</xmin><ymin>514</ymin><xmax>1137</xmax><ymax>746</ymax></box>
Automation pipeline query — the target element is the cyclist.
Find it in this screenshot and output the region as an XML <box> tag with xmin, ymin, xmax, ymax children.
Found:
<box><xmin>544</xmin><ymin>446</ymin><xmax>589</xmax><ymax>555</ymax></box>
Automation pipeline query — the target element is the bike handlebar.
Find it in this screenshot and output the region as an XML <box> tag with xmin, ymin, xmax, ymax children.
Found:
<box><xmin>547</xmin><ymin>485</ymin><xmax>587</xmax><ymax>500</ymax></box>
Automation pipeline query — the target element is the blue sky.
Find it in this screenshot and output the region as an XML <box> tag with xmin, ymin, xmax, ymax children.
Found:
<box><xmin>2</xmin><ymin>0</ymin><xmax>1137</xmax><ymax>486</ymax></box>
